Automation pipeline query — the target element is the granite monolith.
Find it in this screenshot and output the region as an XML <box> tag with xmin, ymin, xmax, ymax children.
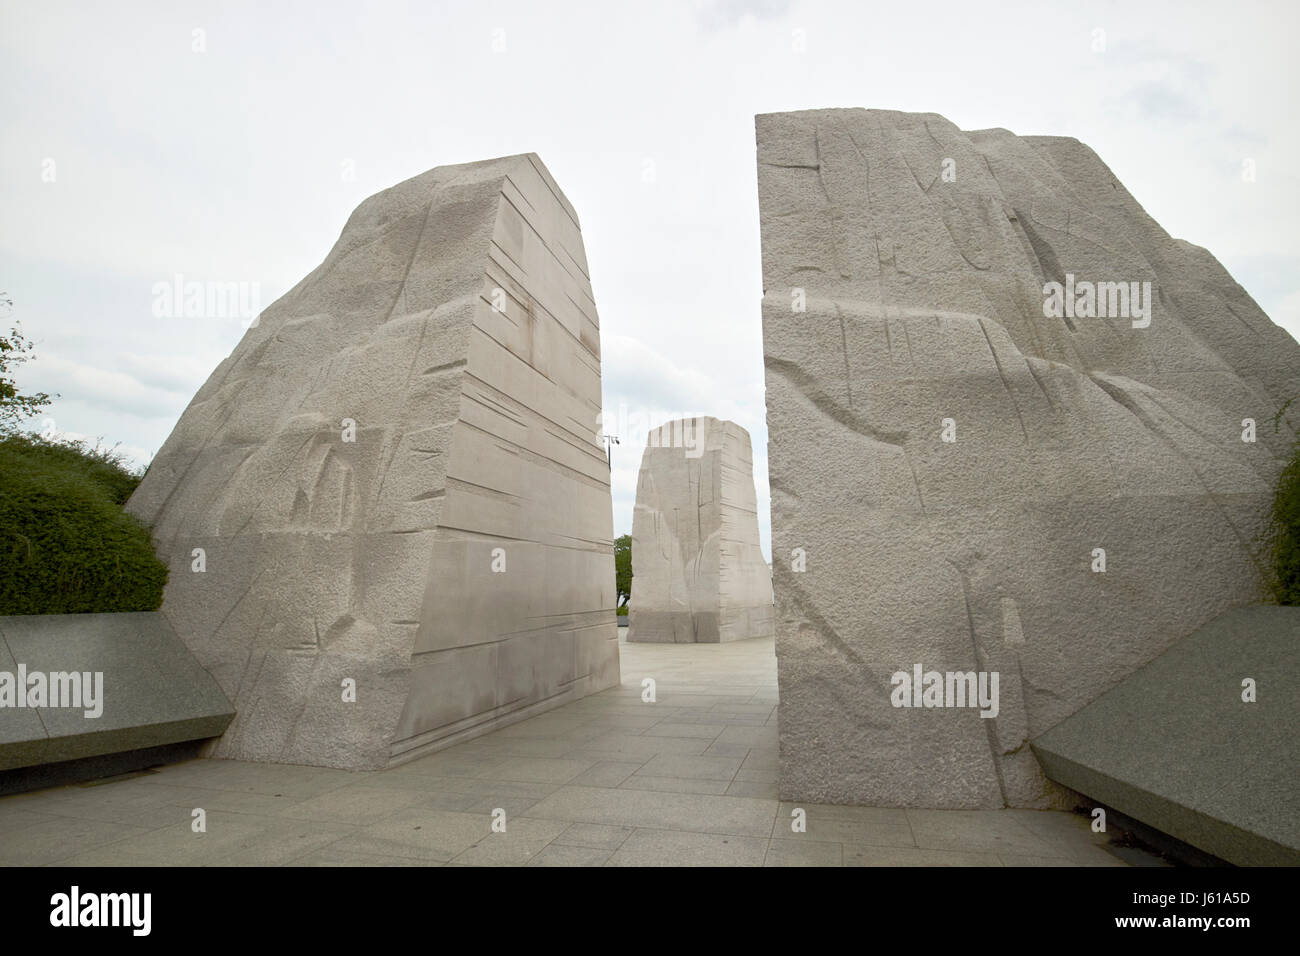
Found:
<box><xmin>128</xmin><ymin>154</ymin><xmax>620</xmax><ymax>770</ymax></box>
<box><xmin>628</xmin><ymin>417</ymin><xmax>773</xmax><ymax>644</ymax></box>
<box><xmin>757</xmin><ymin>108</ymin><xmax>1300</xmax><ymax>808</ymax></box>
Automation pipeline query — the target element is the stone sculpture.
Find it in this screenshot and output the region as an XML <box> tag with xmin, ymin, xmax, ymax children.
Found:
<box><xmin>757</xmin><ymin>108</ymin><xmax>1300</xmax><ymax>808</ymax></box>
<box><xmin>128</xmin><ymin>154</ymin><xmax>620</xmax><ymax>770</ymax></box>
<box><xmin>628</xmin><ymin>417</ymin><xmax>774</xmax><ymax>643</ymax></box>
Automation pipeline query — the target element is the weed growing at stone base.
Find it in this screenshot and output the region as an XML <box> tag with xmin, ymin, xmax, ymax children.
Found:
<box><xmin>1265</xmin><ymin>435</ymin><xmax>1300</xmax><ymax>605</ymax></box>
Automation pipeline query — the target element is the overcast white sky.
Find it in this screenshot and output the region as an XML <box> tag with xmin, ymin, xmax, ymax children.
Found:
<box><xmin>3</xmin><ymin>0</ymin><xmax>1298</xmax><ymax>560</ymax></box>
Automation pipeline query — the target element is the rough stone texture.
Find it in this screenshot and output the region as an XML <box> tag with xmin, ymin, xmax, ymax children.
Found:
<box><xmin>1033</xmin><ymin>606</ymin><xmax>1300</xmax><ymax>865</ymax></box>
<box><xmin>0</xmin><ymin>612</ymin><xmax>234</xmax><ymax>772</ymax></box>
<box><xmin>127</xmin><ymin>154</ymin><xmax>620</xmax><ymax>771</ymax></box>
<box><xmin>627</xmin><ymin>417</ymin><xmax>773</xmax><ymax>644</ymax></box>
<box><xmin>757</xmin><ymin>108</ymin><xmax>1300</xmax><ymax>808</ymax></box>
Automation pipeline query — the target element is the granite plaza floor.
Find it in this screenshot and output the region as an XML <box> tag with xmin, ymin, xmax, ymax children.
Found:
<box><xmin>0</xmin><ymin>631</ymin><xmax>1135</xmax><ymax>866</ymax></box>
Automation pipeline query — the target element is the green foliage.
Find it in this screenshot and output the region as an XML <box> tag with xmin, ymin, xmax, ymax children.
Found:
<box><xmin>0</xmin><ymin>433</ymin><xmax>166</xmax><ymax>614</ymax></box>
<box><xmin>1265</xmin><ymin>433</ymin><xmax>1300</xmax><ymax>605</ymax></box>
<box><xmin>614</xmin><ymin>533</ymin><xmax>631</xmax><ymax>607</ymax></box>
<box><xmin>616</xmin><ymin>604</ymin><xmax>628</xmax><ymax>617</ymax></box>
<box><xmin>0</xmin><ymin>305</ymin><xmax>57</xmax><ymax>434</ymax></box>
<box><xmin>1</xmin><ymin>432</ymin><xmax>142</xmax><ymax>505</ymax></box>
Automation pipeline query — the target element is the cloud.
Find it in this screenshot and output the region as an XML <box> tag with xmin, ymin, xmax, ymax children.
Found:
<box><xmin>116</xmin><ymin>351</ymin><xmax>221</xmax><ymax>395</ymax></box>
<box><xmin>695</xmin><ymin>0</ymin><xmax>791</xmax><ymax>31</ymax></box>
<box><xmin>32</xmin><ymin>353</ymin><xmax>191</xmax><ymax>420</ymax></box>
<box><xmin>601</xmin><ymin>333</ymin><xmax>771</xmax><ymax>557</ymax></box>
<box><xmin>2</xmin><ymin>0</ymin><xmax>1294</xmax><ymax>570</ymax></box>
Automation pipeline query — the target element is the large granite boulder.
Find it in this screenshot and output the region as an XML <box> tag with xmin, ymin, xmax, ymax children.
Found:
<box><xmin>627</xmin><ymin>417</ymin><xmax>773</xmax><ymax>643</ymax></box>
<box><xmin>127</xmin><ymin>154</ymin><xmax>620</xmax><ymax>770</ymax></box>
<box><xmin>757</xmin><ymin>108</ymin><xmax>1300</xmax><ymax>808</ymax></box>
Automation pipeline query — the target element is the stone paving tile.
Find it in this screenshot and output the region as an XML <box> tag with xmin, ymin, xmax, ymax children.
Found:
<box><xmin>387</xmin><ymin>752</ymin><xmax>503</xmax><ymax>779</ymax></box>
<box><xmin>715</xmin><ymin>725</ymin><xmax>778</xmax><ymax>747</ymax></box>
<box><xmin>553</xmin><ymin>822</ymin><xmax>635</xmax><ymax>849</ymax></box>
<box><xmin>4</xmin><ymin>814</ymin><xmax>158</xmax><ymax>866</ymax></box>
<box><xmin>467</xmin><ymin>736</ymin><xmax>583</xmax><ymax>758</ymax></box>
<box><xmin>135</xmin><ymin>760</ymin><xmax>356</xmax><ymax>799</ymax></box>
<box><xmin>275</xmin><ymin>785</ymin><xmax>429</xmax><ymax>825</ymax></box>
<box><xmin>905</xmin><ymin>809</ymin><xmax>1059</xmax><ymax>856</ymax></box>
<box><xmin>131</xmin><ymin>781</ymin><xmax>305</xmax><ymax>817</ymax></box>
<box><xmin>0</xmin><ymin>633</ymin><xmax>1127</xmax><ymax>867</ymax></box>
<box><xmin>619</xmin><ymin>775</ymin><xmax>732</xmax><ymax>796</ymax></box>
<box><xmin>642</xmin><ymin>721</ymin><xmax>727</xmax><ymax>739</ymax></box>
<box><xmin>740</xmin><ymin>750</ymin><xmax>779</xmax><ymax>771</ymax></box>
<box><xmin>701</xmin><ymin>740</ymin><xmax>755</xmax><ymax>757</ymax></box>
<box><xmin>323</xmin><ymin>809</ymin><xmax>491</xmax><ymax>863</ymax></box>
<box><xmin>526</xmin><ymin>844</ymin><xmax>613</xmax><ymax>866</ymax></box>
<box><xmin>390</xmin><ymin>776</ymin><xmax>558</xmax><ymax>803</ymax></box>
<box><xmin>565</xmin><ymin>760</ymin><xmax>644</xmax><ymax>788</ymax></box>
<box><xmin>525</xmin><ymin>785</ymin><xmax>778</xmax><ymax>837</ymax></box>
<box><xmin>492</xmin><ymin>716</ymin><xmax>596</xmax><ymax>738</ymax></box>
<box><xmin>845</xmin><ymin>845</ymin><xmax>1005</xmax><ymax>866</ymax></box>
<box><xmin>804</xmin><ymin>819</ymin><xmax>916</xmax><ymax>847</ymax></box>
<box><xmin>709</xmin><ymin>704</ymin><xmax>777</xmax><ymax>718</ymax></box>
<box><xmin>774</xmin><ymin>804</ymin><xmax>915</xmax><ymax>848</ymax></box>
<box><xmin>1</xmin><ymin>780</ymin><xmax>208</xmax><ymax>829</ymax></box>
<box><xmin>368</xmin><ymin>777</ymin><xmax>558</xmax><ymax>818</ymax></box>
<box><xmin>778</xmin><ymin>801</ymin><xmax>910</xmax><ymax>823</ymax></box>
<box><xmin>649</xmin><ymin>695</ymin><xmax>737</xmax><ymax>708</ymax></box>
<box><xmin>590</xmin><ymin>715</ymin><xmax>671</xmax><ymax>732</ymax></box>
<box><xmin>997</xmin><ymin>852</ymin><xmax>1121</xmax><ymax>867</ymax></box>
<box><xmin>473</xmin><ymin>756</ymin><xmax>598</xmax><ymax>785</ymax></box>
<box><xmin>55</xmin><ymin>810</ymin><xmax>352</xmax><ymax>867</ymax></box>
<box><xmin>633</xmin><ymin>753</ymin><xmax>743</xmax><ymax>781</ymax></box>
<box><xmin>447</xmin><ymin>817</ymin><xmax>570</xmax><ymax>866</ymax></box>
<box><xmin>726</xmin><ymin>779</ymin><xmax>779</xmax><ymax>799</ymax></box>
<box><xmin>1001</xmin><ymin>808</ymin><xmax>1122</xmax><ymax>863</ymax></box>
<box><xmin>0</xmin><ymin>806</ymin><xmax>64</xmax><ymax>835</ymax></box>
<box><xmin>348</xmin><ymin>775</ymin><xmax>483</xmax><ymax>809</ymax></box>
<box><xmin>289</xmin><ymin>847</ymin><xmax>442</xmax><ymax>866</ymax></box>
<box><xmin>765</xmin><ymin>838</ymin><xmax>844</xmax><ymax>866</ymax></box>
<box><xmin>572</xmin><ymin>733</ymin><xmax>713</xmax><ymax>758</ymax></box>
<box><xmin>460</xmin><ymin>791</ymin><xmax>555</xmax><ymax>818</ymax></box>
<box><xmin>352</xmin><ymin>784</ymin><xmax>481</xmax><ymax>811</ymax></box>
<box><xmin>203</xmin><ymin>820</ymin><xmax>360</xmax><ymax>866</ymax></box>
<box><xmin>605</xmin><ymin>828</ymin><xmax>769</xmax><ymax>867</ymax></box>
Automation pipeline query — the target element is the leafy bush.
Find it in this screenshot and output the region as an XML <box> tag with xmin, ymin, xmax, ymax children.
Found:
<box><xmin>614</xmin><ymin>532</ymin><xmax>631</xmax><ymax>608</ymax></box>
<box><xmin>0</xmin><ymin>434</ymin><xmax>167</xmax><ymax>614</ymax></box>
<box><xmin>0</xmin><ymin>432</ymin><xmax>142</xmax><ymax>504</ymax></box>
<box><xmin>1265</xmin><ymin>434</ymin><xmax>1300</xmax><ymax>605</ymax></box>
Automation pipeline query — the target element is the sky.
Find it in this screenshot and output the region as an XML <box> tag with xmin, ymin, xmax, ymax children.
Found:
<box><xmin>2</xmin><ymin>0</ymin><xmax>1298</xmax><ymax>561</ymax></box>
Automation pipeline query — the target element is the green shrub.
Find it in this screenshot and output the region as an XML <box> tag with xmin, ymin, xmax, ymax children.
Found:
<box><xmin>1265</xmin><ymin>435</ymin><xmax>1300</xmax><ymax>605</ymax></box>
<box><xmin>614</xmin><ymin>533</ymin><xmax>631</xmax><ymax>608</ymax></box>
<box><xmin>0</xmin><ymin>434</ymin><xmax>167</xmax><ymax>614</ymax></box>
<box><xmin>0</xmin><ymin>432</ymin><xmax>141</xmax><ymax>504</ymax></box>
<box><xmin>616</xmin><ymin>604</ymin><xmax>628</xmax><ymax>617</ymax></box>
